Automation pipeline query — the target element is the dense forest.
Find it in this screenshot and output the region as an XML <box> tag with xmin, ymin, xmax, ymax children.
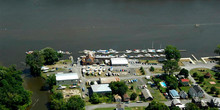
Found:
<box><xmin>0</xmin><ymin>65</ymin><xmax>32</xmax><ymax>110</ymax></box>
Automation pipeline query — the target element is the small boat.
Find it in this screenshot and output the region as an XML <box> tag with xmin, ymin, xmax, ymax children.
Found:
<box><xmin>195</xmin><ymin>24</ymin><xmax>200</xmax><ymax>27</ymax></box>
<box><xmin>145</xmin><ymin>53</ymin><xmax>152</xmax><ymax>57</ymax></box>
<box><xmin>120</xmin><ymin>54</ymin><xmax>127</xmax><ymax>58</ymax></box>
<box><xmin>160</xmin><ymin>54</ymin><xmax>166</xmax><ymax>57</ymax></box>
<box><xmin>126</xmin><ymin>49</ymin><xmax>132</xmax><ymax>53</ymax></box>
<box><xmin>109</xmin><ymin>49</ymin><xmax>118</xmax><ymax>53</ymax></box>
<box><xmin>153</xmin><ymin>54</ymin><xmax>160</xmax><ymax>58</ymax></box>
<box><xmin>156</xmin><ymin>49</ymin><xmax>165</xmax><ymax>53</ymax></box>
<box><xmin>137</xmin><ymin>54</ymin><xmax>144</xmax><ymax>57</ymax></box>
<box><xmin>25</xmin><ymin>51</ymin><xmax>33</xmax><ymax>54</ymax></box>
<box><xmin>148</xmin><ymin>49</ymin><xmax>156</xmax><ymax>53</ymax></box>
<box><xmin>133</xmin><ymin>49</ymin><xmax>140</xmax><ymax>53</ymax></box>
<box><xmin>141</xmin><ymin>49</ymin><xmax>147</xmax><ymax>53</ymax></box>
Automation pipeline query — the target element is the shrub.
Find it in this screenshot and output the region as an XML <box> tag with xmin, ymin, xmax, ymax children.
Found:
<box><xmin>150</xmin><ymin>66</ymin><xmax>155</xmax><ymax>72</ymax></box>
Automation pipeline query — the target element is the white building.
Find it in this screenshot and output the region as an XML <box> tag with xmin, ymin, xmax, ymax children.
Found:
<box><xmin>55</xmin><ymin>73</ymin><xmax>79</xmax><ymax>85</ymax></box>
<box><xmin>211</xmin><ymin>98</ymin><xmax>220</xmax><ymax>108</ymax></box>
<box><xmin>91</xmin><ymin>84</ymin><xmax>112</xmax><ymax>94</ymax></box>
<box><xmin>110</xmin><ymin>58</ymin><xmax>128</xmax><ymax>66</ymax></box>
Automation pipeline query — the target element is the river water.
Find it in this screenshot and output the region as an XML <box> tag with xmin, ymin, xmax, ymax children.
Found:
<box><xmin>0</xmin><ymin>0</ymin><xmax>220</xmax><ymax>110</ymax></box>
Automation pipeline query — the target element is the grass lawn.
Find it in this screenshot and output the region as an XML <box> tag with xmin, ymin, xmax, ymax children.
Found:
<box><xmin>135</xmin><ymin>69</ymin><xmax>145</xmax><ymax>75</ymax></box>
<box><xmin>190</xmin><ymin>68</ymin><xmax>220</xmax><ymax>97</ymax></box>
<box><xmin>127</xmin><ymin>82</ymin><xmax>142</xmax><ymax>102</ymax></box>
<box><xmin>179</xmin><ymin>86</ymin><xmax>191</xmax><ymax>93</ymax></box>
<box><xmin>95</xmin><ymin>107</ymin><xmax>146</xmax><ymax>110</ymax></box>
<box><xmin>139</xmin><ymin>59</ymin><xmax>159</xmax><ymax>64</ymax></box>
<box><xmin>148</xmin><ymin>86</ymin><xmax>167</xmax><ymax>102</ymax></box>
<box><xmin>150</xmin><ymin>68</ymin><xmax>164</xmax><ymax>74</ymax></box>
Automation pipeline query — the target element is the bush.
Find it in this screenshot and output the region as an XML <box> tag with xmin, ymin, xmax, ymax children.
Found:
<box><xmin>130</xmin><ymin>92</ymin><xmax>137</xmax><ymax>100</ymax></box>
<box><xmin>193</xmin><ymin>72</ymin><xmax>198</xmax><ymax>77</ymax></box>
<box><xmin>211</xmin><ymin>87</ymin><xmax>217</xmax><ymax>94</ymax></box>
<box><xmin>150</xmin><ymin>66</ymin><xmax>155</xmax><ymax>72</ymax></box>
<box><xmin>89</xmin><ymin>93</ymin><xmax>100</xmax><ymax>104</ymax></box>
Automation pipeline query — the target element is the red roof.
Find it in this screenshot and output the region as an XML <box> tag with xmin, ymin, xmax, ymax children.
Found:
<box><xmin>181</xmin><ymin>79</ymin><xmax>189</xmax><ymax>82</ymax></box>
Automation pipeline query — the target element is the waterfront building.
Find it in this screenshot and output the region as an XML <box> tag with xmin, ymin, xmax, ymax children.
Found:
<box><xmin>110</xmin><ymin>58</ymin><xmax>128</xmax><ymax>66</ymax></box>
<box><xmin>55</xmin><ymin>73</ymin><xmax>79</xmax><ymax>85</ymax></box>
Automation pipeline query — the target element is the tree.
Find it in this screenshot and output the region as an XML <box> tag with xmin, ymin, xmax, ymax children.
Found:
<box><xmin>165</xmin><ymin>75</ymin><xmax>178</xmax><ymax>89</ymax></box>
<box><xmin>26</xmin><ymin>51</ymin><xmax>45</xmax><ymax>76</ymax></box>
<box><xmin>163</xmin><ymin>60</ymin><xmax>179</xmax><ymax>74</ymax></box>
<box><xmin>193</xmin><ymin>72</ymin><xmax>198</xmax><ymax>77</ymax></box>
<box><xmin>211</xmin><ymin>87</ymin><xmax>217</xmax><ymax>93</ymax></box>
<box><xmin>179</xmin><ymin>68</ymin><xmax>189</xmax><ymax>78</ymax></box>
<box><xmin>170</xmin><ymin>106</ymin><xmax>181</xmax><ymax>110</ymax></box>
<box><xmin>214</xmin><ymin>44</ymin><xmax>220</xmax><ymax>55</ymax></box>
<box><xmin>199</xmin><ymin>76</ymin><xmax>204</xmax><ymax>83</ymax></box>
<box><xmin>109</xmin><ymin>81</ymin><xmax>128</xmax><ymax>96</ymax></box>
<box><xmin>215</xmin><ymin>91</ymin><xmax>219</xmax><ymax>96</ymax></box>
<box><xmin>146</xmin><ymin>101</ymin><xmax>170</xmax><ymax>110</ymax></box>
<box><xmin>185</xmin><ymin>103</ymin><xmax>200</xmax><ymax>110</ymax></box>
<box><xmin>66</xmin><ymin>95</ymin><xmax>85</xmax><ymax>110</ymax></box>
<box><xmin>47</xmin><ymin>74</ymin><xmax>56</xmax><ymax>89</ymax></box>
<box><xmin>150</xmin><ymin>66</ymin><xmax>155</xmax><ymax>72</ymax></box>
<box><xmin>41</xmin><ymin>47</ymin><xmax>59</xmax><ymax>65</ymax></box>
<box><xmin>90</xmin><ymin>81</ymin><xmax>94</xmax><ymax>85</ymax></box>
<box><xmin>0</xmin><ymin>66</ymin><xmax>32</xmax><ymax>110</ymax></box>
<box><xmin>165</xmin><ymin>45</ymin><xmax>181</xmax><ymax>61</ymax></box>
<box><xmin>130</xmin><ymin>92</ymin><xmax>137</xmax><ymax>100</ymax></box>
<box><xmin>89</xmin><ymin>93</ymin><xmax>100</xmax><ymax>104</ymax></box>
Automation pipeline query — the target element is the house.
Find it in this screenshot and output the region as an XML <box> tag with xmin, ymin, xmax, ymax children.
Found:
<box><xmin>171</xmin><ymin>99</ymin><xmax>185</xmax><ymax>109</ymax></box>
<box><xmin>99</xmin><ymin>77</ymin><xmax>120</xmax><ymax>84</ymax></box>
<box><xmin>177</xmin><ymin>75</ymin><xmax>185</xmax><ymax>79</ymax></box>
<box><xmin>91</xmin><ymin>84</ymin><xmax>112</xmax><ymax>94</ymax></box>
<box><xmin>180</xmin><ymin>79</ymin><xmax>189</xmax><ymax>86</ymax></box>
<box><xmin>204</xmin><ymin>72</ymin><xmax>212</xmax><ymax>78</ymax></box>
<box><xmin>116</xmin><ymin>103</ymin><xmax>124</xmax><ymax>110</ymax></box>
<box><xmin>81</xmin><ymin>52</ymin><xmax>95</xmax><ymax>65</ymax></box>
<box><xmin>55</xmin><ymin>73</ymin><xmax>79</xmax><ymax>85</ymax></box>
<box><xmin>192</xmin><ymin>97</ymin><xmax>201</xmax><ymax>104</ymax></box>
<box><xmin>211</xmin><ymin>98</ymin><xmax>220</xmax><ymax>108</ymax></box>
<box><xmin>123</xmin><ymin>94</ymin><xmax>130</xmax><ymax>102</ymax></box>
<box><xmin>179</xmin><ymin>91</ymin><xmax>188</xmax><ymax>99</ymax></box>
<box><xmin>114</xmin><ymin>94</ymin><xmax>122</xmax><ymax>102</ymax></box>
<box><xmin>189</xmin><ymin>85</ymin><xmax>204</xmax><ymax>98</ymax></box>
<box><xmin>110</xmin><ymin>58</ymin><xmax>128</xmax><ymax>66</ymax></box>
<box><xmin>141</xmin><ymin>89</ymin><xmax>153</xmax><ymax>100</ymax></box>
<box><xmin>169</xmin><ymin>89</ymin><xmax>180</xmax><ymax>99</ymax></box>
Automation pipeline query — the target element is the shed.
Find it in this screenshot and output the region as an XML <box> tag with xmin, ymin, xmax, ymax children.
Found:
<box><xmin>179</xmin><ymin>91</ymin><xmax>188</xmax><ymax>99</ymax></box>
<box><xmin>205</xmin><ymin>73</ymin><xmax>212</xmax><ymax>78</ymax></box>
<box><xmin>169</xmin><ymin>89</ymin><xmax>180</xmax><ymax>99</ymax></box>
<box><xmin>180</xmin><ymin>79</ymin><xmax>189</xmax><ymax>86</ymax></box>
<box><xmin>142</xmin><ymin>89</ymin><xmax>153</xmax><ymax>100</ymax></box>
<box><xmin>55</xmin><ymin>73</ymin><xmax>79</xmax><ymax>85</ymax></box>
<box><xmin>91</xmin><ymin>84</ymin><xmax>112</xmax><ymax>94</ymax></box>
<box><xmin>123</xmin><ymin>94</ymin><xmax>130</xmax><ymax>102</ymax></box>
<box><xmin>110</xmin><ymin>58</ymin><xmax>128</xmax><ymax>66</ymax></box>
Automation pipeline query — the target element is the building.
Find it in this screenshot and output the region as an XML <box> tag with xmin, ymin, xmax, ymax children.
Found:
<box><xmin>204</xmin><ymin>73</ymin><xmax>212</xmax><ymax>78</ymax></box>
<box><xmin>123</xmin><ymin>94</ymin><xmax>130</xmax><ymax>102</ymax></box>
<box><xmin>189</xmin><ymin>85</ymin><xmax>204</xmax><ymax>98</ymax></box>
<box><xmin>169</xmin><ymin>89</ymin><xmax>180</xmax><ymax>99</ymax></box>
<box><xmin>142</xmin><ymin>89</ymin><xmax>153</xmax><ymax>100</ymax></box>
<box><xmin>110</xmin><ymin>58</ymin><xmax>128</xmax><ymax>66</ymax></box>
<box><xmin>81</xmin><ymin>52</ymin><xmax>95</xmax><ymax>65</ymax></box>
<box><xmin>171</xmin><ymin>99</ymin><xmax>185</xmax><ymax>109</ymax></box>
<box><xmin>99</xmin><ymin>77</ymin><xmax>120</xmax><ymax>84</ymax></box>
<box><xmin>211</xmin><ymin>98</ymin><xmax>220</xmax><ymax>108</ymax></box>
<box><xmin>55</xmin><ymin>73</ymin><xmax>79</xmax><ymax>85</ymax></box>
<box><xmin>114</xmin><ymin>94</ymin><xmax>122</xmax><ymax>102</ymax></box>
<box><xmin>180</xmin><ymin>79</ymin><xmax>189</xmax><ymax>86</ymax></box>
<box><xmin>91</xmin><ymin>84</ymin><xmax>112</xmax><ymax>94</ymax></box>
<box><xmin>179</xmin><ymin>91</ymin><xmax>188</xmax><ymax>99</ymax></box>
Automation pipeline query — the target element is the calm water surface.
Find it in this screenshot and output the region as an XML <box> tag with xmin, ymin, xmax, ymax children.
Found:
<box><xmin>1</xmin><ymin>0</ymin><xmax>220</xmax><ymax>109</ymax></box>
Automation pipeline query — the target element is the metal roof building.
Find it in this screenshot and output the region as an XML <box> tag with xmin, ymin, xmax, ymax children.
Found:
<box><xmin>55</xmin><ymin>73</ymin><xmax>79</xmax><ymax>85</ymax></box>
<box><xmin>110</xmin><ymin>58</ymin><xmax>128</xmax><ymax>66</ymax></box>
<box><xmin>91</xmin><ymin>84</ymin><xmax>112</xmax><ymax>93</ymax></box>
<box><xmin>169</xmin><ymin>89</ymin><xmax>180</xmax><ymax>99</ymax></box>
<box><xmin>142</xmin><ymin>89</ymin><xmax>153</xmax><ymax>100</ymax></box>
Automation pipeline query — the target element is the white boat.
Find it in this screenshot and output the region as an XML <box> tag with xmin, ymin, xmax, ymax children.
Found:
<box><xmin>156</xmin><ymin>49</ymin><xmax>165</xmax><ymax>53</ymax></box>
<box><xmin>129</xmin><ymin>56</ymin><xmax>134</xmax><ymax>58</ymax></box>
<box><xmin>141</xmin><ymin>49</ymin><xmax>147</xmax><ymax>53</ymax></box>
<box><xmin>25</xmin><ymin>51</ymin><xmax>33</xmax><ymax>54</ymax></box>
<box><xmin>145</xmin><ymin>53</ymin><xmax>152</xmax><ymax>57</ymax></box>
<box><xmin>126</xmin><ymin>49</ymin><xmax>132</xmax><ymax>53</ymax></box>
<box><xmin>137</xmin><ymin>54</ymin><xmax>144</xmax><ymax>57</ymax></box>
<box><xmin>109</xmin><ymin>49</ymin><xmax>118</xmax><ymax>53</ymax></box>
<box><xmin>153</xmin><ymin>54</ymin><xmax>160</xmax><ymax>58</ymax></box>
<box><xmin>120</xmin><ymin>54</ymin><xmax>127</xmax><ymax>58</ymax></box>
<box><xmin>133</xmin><ymin>49</ymin><xmax>140</xmax><ymax>53</ymax></box>
<box><xmin>97</xmin><ymin>49</ymin><xmax>109</xmax><ymax>54</ymax></box>
<box><xmin>148</xmin><ymin>49</ymin><xmax>156</xmax><ymax>53</ymax></box>
<box><xmin>160</xmin><ymin>54</ymin><xmax>166</xmax><ymax>57</ymax></box>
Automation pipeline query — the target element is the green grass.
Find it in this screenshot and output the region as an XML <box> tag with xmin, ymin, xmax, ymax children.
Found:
<box><xmin>150</xmin><ymin>68</ymin><xmax>164</xmax><ymax>74</ymax></box>
<box><xmin>126</xmin><ymin>82</ymin><xmax>142</xmax><ymax>102</ymax></box>
<box><xmin>190</xmin><ymin>68</ymin><xmax>220</xmax><ymax>97</ymax></box>
<box><xmin>148</xmin><ymin>86</ymin><xmax>167</xmax><ymax>102</ymax></box>
<box><xmin>179</xmin><ymin>86</ymin><xmax>191</xmax><ymax>93</ymax></box>
<box><xmin>95</xmin><ymin>107</ymin><xmax>146</xmax><ymax>110</ymax></box>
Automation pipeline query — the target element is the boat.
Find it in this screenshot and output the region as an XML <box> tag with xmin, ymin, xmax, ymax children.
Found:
<box><xmin>137</xmin><ymin>54</ymin><xmax>144</xmax><ymax>57</ymax></box>
<box><xmin>148</xmin><ymin>49</ymin><xmax>156</xmax><ymax>53</ymax></box>
<box><xmin>125</xmin><ymin>49</ymin><xmax>132</xmax><ymax>53</ymax></box>
<box><xmin>160</xmin><ymin>54</ymin><xmax>166</xmax><ymax>57</ymax></box>
<box><xmin>141</xmin><ymin>49</ymin><xmax>147</xmax><ymax>53</ymax></box>
<box><xmin>156</xmin><ymin>49</ymin><xmax>165</xmax><ymax>53</ymax></box>
<box><xmin>133</xmin><ymin>49</ymin><xmax>140</xmax><ymax>53</ymax></box>
<box><xmin>109</xmin><ymin>49</ymin><xmax>118</xmax><ymax>53</ymax></box>
<box><xmin>25</xmin><ymin>51</ymin><xmax>33</xmax><ymax>54</ymax></box>
<box><xmin>145</xmin><ymin>53</ymin><xmax>152</xmax><ymax>57</ymax></box>
<box><xmin>153</xmin><ymin>54</ymin><xmax>160</xmax><ymax>58</ymax></box>
<box><xmin>120</xmin><ymin>54</ymin><xmax>127</xmax><ymax>58</ymax></box>
<box><xmin>195</xmin><ymin>24</ymin><xmax>200</xmax><ymax>27</ymax></box>
<box><xmin>97</xmin><ymin>49</ymin><xmax>109</xmax><ymax>54</ymax></box>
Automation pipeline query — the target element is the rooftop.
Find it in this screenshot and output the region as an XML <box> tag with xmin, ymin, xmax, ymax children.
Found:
<box><xmin>142</xmin><ymin>89</ymin><xmax>153</xmax><ymax>99</ymax></box>
<box><xmin>91</xmin><ymin>84</ymin><xmax>112</xmax><ymax>93</ymax></box>
<box><xmin>55</xmin><ymin>73</ymin><xmax>79</xmax><ymax>81</ymax></box>
<box><xmin>111</xmin><ymin>58</ymin><xmax>128</xmax><ymax>65</ymax></box>
<box><xmin>169</xmin><ymin>89</ymin><xmax>180</xmax><ymax>98</ymax></box>
<box><xmin>181</xmin><ymin>79</ymin><xmax>189</xmax><ymax>82</ymax></box>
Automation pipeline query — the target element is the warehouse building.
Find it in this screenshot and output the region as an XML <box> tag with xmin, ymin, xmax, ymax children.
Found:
<box><xmin>110</xmin><ymin>58</ymin><xmax>128</xmax><ymax>66</ymax></box>
<box><xmin>55</xmin><ymin>73</ymin><xmax>79</xmax><ymax>86</ymax></box>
